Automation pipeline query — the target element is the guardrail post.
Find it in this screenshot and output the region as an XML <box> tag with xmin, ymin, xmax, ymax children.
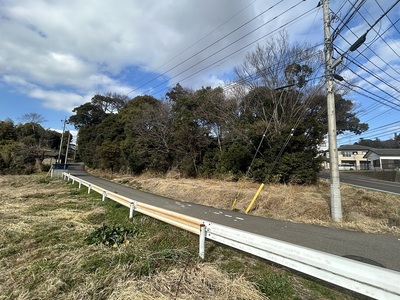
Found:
<box><xmin>78</xmin><ymin>181</ymin><xmax>82</xmax><ymax>189</ymax></box>
<box><xmin>102</xmin><ymin>191</ymin><xmax>107</xmax><ymax>201</ymax></box>
<box><xmin>88</xmin><ymin>185</ymin><xmax>91</xmax><ymax>194</ymax></box>
<box><xmin>129</xmin><ymin>202</ymin><xmax>137</xmax><ymax>219</ymax></box>
<box><xmin>199</xmin><ymin>224</ymin><xmax>206</xmax><ymax>260</ymax></box>
<box><xmin>72</xmin><ymin>178</ymin><xmax>75</xmax><ymax>185</ymax></box>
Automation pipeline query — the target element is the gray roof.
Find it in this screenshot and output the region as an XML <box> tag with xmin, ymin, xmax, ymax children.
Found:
<box><xmin>365</xmin><ymin>148</ymin><xmax>400</xmax><ymax>157</ymax></box>
<box><xmin>338</xmin><ymin>144</ymin><xmax>372</xmax><ymax>151</ymax></box>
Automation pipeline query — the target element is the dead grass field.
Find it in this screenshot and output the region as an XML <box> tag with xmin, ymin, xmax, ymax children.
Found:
<box><xmin>0</xmin><ymin>174</ymin><xmax>361</xmax><ymax>299</ymax></box>
<box><xmin>103</xmin><ymin>170</ymin><xmax>400</xmax><ymax>235</ymax></box>
<box><xmin>0</xmin><ymin>175</ymin><xmax>265</xmax><ymax>299</ymax></box>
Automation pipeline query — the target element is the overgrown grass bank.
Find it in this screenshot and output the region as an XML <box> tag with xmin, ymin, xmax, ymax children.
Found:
<box><xmin>0</xmin><ymin>174</ymin><xmax>361</xmax><ymax>299</ymax></box>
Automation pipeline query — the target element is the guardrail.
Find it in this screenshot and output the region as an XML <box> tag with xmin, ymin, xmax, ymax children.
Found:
<box><xmin>205</xmin><ymin>222</ymin><xmax>400</xmax><ymax>300</ymax></box>
<box><xmin>63</xmin><ymin>172</ymin><xmax>400</xmax><ymax>299</ymax></box>
<box><xmin>63</xmin><ymin>173</ymin><xmax>206</xmax><ymax>258</ymax></box>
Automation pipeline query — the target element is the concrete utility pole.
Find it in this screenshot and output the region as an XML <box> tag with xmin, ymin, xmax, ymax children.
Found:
<box><xmin>64</xmin><ymin>133</ymin><xmax>70</xmax><ymax>165</ymax></box>
<box><xmin>323</xmin><ymin>0</ymin><xmax>342</xmax><ymax>221</ymax></box>
<box><xmin>57</xmin><ymin>117</ymin><xmax>66</xmax><ymax>165</ymax></box>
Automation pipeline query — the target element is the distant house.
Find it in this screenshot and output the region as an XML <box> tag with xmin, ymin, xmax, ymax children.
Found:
<box><xmin>321</xmin><ymin>144</ymin><xmax>371</xmax><ymax>170</ymax></box>
<box><xmin>338</xmin><ymin>145</ymin><xmax>371</xmax><ymax>170</ymax></box>
<box><xmin>364</xmin><ymin>149</ymin><xmax>400</xmax><ymax>170</ymax></box>
<box><xmin>41</xmin><ymin>150</ymin><xmax>63</xmax><ymax>165</ymax></box>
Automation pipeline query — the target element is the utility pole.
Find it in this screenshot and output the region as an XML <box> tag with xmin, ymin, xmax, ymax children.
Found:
<box><xmin>323</xmin><ymin>0</ymin><xmax>342</xmax><ymax>221</ymax></box>
<box><xmin>64</xmin><ymin>132</ymin><xmax>70</xmax><ymax>165</ymax></box>
<box><xmin>57</xmin><ymin>117</ymin><xmax>66</xmax><ymax>165</ymax></box>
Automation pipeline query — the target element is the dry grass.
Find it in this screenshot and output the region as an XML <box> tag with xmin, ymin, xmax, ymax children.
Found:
<box><xmin>108</xmin><ymin>263</ymin><xmax>266</xmax><ymax>300</ymax></box>
<box><xmin>106</xmin><ymin>170</ymin><xmax>400</xmax><ymax>235</ymax></box>
<box><xmin>0</xmin><ymin>174</ymin><xmax>369</xmax><ymax>299</ymax></box>
<box><xmin>0</xmin><ymin>175</ymin><xmax>268</xmax><ymax>299</ymax></box>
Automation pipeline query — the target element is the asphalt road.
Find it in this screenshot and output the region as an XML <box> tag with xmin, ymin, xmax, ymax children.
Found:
<box><xmin>69</xmin><ymin>165</ymin><xmax>400</xmax><ymax>272</ymax></box>
<box><xmin>319</xmin><ymin>170</ymin><xmax>400</xmax><ymax>194</ymax></box>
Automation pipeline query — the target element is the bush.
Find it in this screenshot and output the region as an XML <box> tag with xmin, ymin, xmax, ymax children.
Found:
<box><xmin>41</xmin><ymin>163</ymin><xmax>51</xmax><ymax>172</ymax></box>
<box><xmin>86</xmin><ymin>224</ymin><xmax>138</xmax><ymax>247</ymax></box>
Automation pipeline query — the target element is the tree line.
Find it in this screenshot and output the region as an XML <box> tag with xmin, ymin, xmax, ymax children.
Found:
<box><xmin>70</xmin><ymin>34</ymin><xmax>368</xmax><ymax>183</ymax></box>
<box><xmin>0</xmin><ymin>113</ymin><xmax>69</xmax><ymax>174</ymax></box>
<box><xmin>0</xmin><ymin>34</ymin><xmax>368</xmax><ymax>180</ymax></box>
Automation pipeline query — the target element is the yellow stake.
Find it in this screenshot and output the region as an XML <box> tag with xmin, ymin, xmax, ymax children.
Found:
<box><xmin>231</xmin><ymin>198</ymin><xmax>237</xmax><ymax>210</ymax></box>
<box><xmin>245</xmin><ymin>183</ymin><xmax>265</xmax><ymax>214</ymax></box>
<box><xmin>231</xmin><ymin>182</ymin><xmax>245</xmax><ymax>209</ymax></box>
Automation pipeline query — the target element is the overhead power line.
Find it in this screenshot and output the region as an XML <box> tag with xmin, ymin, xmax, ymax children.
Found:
<box><xmin>131</xmin><ymin>0</ymin><xmax>258</xmax><ymax>88</ymax></box>
<box><xmin>331</xmin><ymin>0</ymin><xmax>367</xmax><ymax>41</ymax></box>
<box><xmin>126</xmin><ymin>0</ymin><xmax>288</xmax><ymax>95</ymax></box>
<box><xmin>332</xmin><ymin>0</ymin><xmax>400</xmax><ymax>66</ymax></box>
<box><xmin>146</xmin><ymin>5</ymin><xmax>318</xmax><ymax>98</ymax></box>
<box><xmin>338</xmin><ymin>121</ymin><xmax>400</xmax><ymax>143</ymax></box>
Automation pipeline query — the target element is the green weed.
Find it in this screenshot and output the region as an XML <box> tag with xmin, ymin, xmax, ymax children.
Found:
<box><xmin>85</xmin><ymin>224</ymin><xmax>138</xmax><ymax>247</ymax></box>
<box><xmin>257</xmin><ymin>272</ymin><xmax>296</xmax><ymax>299</ymax></box>
<box><xmin>81</xmin><ymin>253</ymin><xmax>111</xmax><ymax>274</ymax></box>
<box><xmin>37</xmin><ymin>176</ymin><xmax>53</xmax><ymax>184</ymax></box>
<box><xmin>0</xmin><ymin>246</ymin><xmax>21</xmax><ymax>259</ymax></box>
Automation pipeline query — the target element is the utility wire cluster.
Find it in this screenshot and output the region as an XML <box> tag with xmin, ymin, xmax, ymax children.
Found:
<box><xmin>126</xmin><ymin>0</ymin><xmax>318</xmax><ymax>98</ymax></box>
<box><xmin>119</xmin><ymin>1</ymin><xmax>399</xmax><ymax>146</ymax></box>
<box><xmin>331</xmin><ymin>0</ymin><xmax>400</xmax><ymax>144</ymax></box>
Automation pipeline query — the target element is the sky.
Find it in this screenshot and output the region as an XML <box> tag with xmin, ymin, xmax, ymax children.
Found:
<box><xmin>0</xmin><ymin>0</ymin><xmax>399</xmax><ymax>145</ymax></box>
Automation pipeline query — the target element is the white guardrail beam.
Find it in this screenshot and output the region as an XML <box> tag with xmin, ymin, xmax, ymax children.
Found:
<box><xmin>205</xmin><ymin>222</ymin><xmax>400</xmax><ymax>300</ymax></box>
<box><xmin>63</xmin><ymin>172</ymin><xmax>400</xmax><ymax>299</ymax></box>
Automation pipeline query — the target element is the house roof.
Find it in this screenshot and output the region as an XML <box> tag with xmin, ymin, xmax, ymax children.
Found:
<box><xmin>364</xmin><ymin>148</ymin><xmax>400</xmax><ymax>158</ymax></box>
<box><xmin>42</xmin><ymin>150</ymin><xmax>59</xmax><ymax>157</ymax></box>
<box><xmin>338</xmin><ymin>144</ymin><xmax>372</xmax><ymax>151</ymax></box>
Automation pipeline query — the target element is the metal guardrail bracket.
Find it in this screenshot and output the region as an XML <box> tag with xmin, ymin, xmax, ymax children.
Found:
<box><xmin>129</xmin><ymin>201</ymin><xmax>137</xmax><ymax>219</ymax></box>
<box><xmin>199</xmin><ymin>224</ymin><xmax>206</xmax><ymax>260</ymax></box>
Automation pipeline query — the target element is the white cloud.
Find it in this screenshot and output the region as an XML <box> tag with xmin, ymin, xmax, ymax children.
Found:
<box><xmin>29</xmin><ymin>88</ymin><xmax>85</xmax><ymax>111</ymax></box>
<box><xmin>0</xmin><ymin>0</ymin><xmax>399</xmax><ymax>129</ymax></box>
<box><xmin>0</xmin><ymin>0</ymin><xmax>261</xmax><ymax>110</ymax></box>
<box><xmin>2</xmin><ymin>75</ymin><xmax>36</xmax><ymax>90</ymax></box>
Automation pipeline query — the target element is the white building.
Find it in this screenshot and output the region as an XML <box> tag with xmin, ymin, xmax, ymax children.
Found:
<box><xmin>364</xmin><ymin>149</ymin><xmax>400</xmax><ymax>170</ymax></box>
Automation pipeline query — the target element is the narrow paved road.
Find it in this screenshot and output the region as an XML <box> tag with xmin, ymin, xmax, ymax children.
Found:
<box><xmin>69</xmin><ymin>166</ymin><xmax>400</xmax><ymax>272</ymax></box>
<box><xmin>319</xmin><ymin>170</ymin><xmax>400</xmax><ymax>194</ymax></box>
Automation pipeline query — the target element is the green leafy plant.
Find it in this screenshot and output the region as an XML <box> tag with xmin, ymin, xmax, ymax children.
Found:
<box><xmin>86</xmin><ymin>224</ymin><xmax>137</xmax><ymax>247</ymax></box>
<box><xmin>37</xmin><ymin>176</ymin><xmax>52</xmax><ymax>184</ymax></box>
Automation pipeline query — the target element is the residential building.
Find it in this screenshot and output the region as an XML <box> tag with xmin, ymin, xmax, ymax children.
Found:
<box><xmin>321</xmin><ymin>144</ymin><xmax>371</xmax><ymax>170</ymax></box>
<box><xmin>338</xmin><ymin>145</ymin><xmax>371</xmax><ymax>170</ymax></box>
<box><xmin>364</xmin><ymin>148</ymin><xmax>400</xmax><ymax>170</ymax></box>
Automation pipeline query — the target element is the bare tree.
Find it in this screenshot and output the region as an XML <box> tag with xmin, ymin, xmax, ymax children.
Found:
<box><xmin>233</xmin><ymin>31</ymin><xmax>322</xmax><ymax>138</ymax></box>
<box><xmin>19</xmin><ymin>113</ymin><xmax>47</xmax><ymax>125</ymax></box>
<box><xmin>19</xmin><ymin>113</ymin><xmax>47</xmax><ymax>136</ymax></box>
